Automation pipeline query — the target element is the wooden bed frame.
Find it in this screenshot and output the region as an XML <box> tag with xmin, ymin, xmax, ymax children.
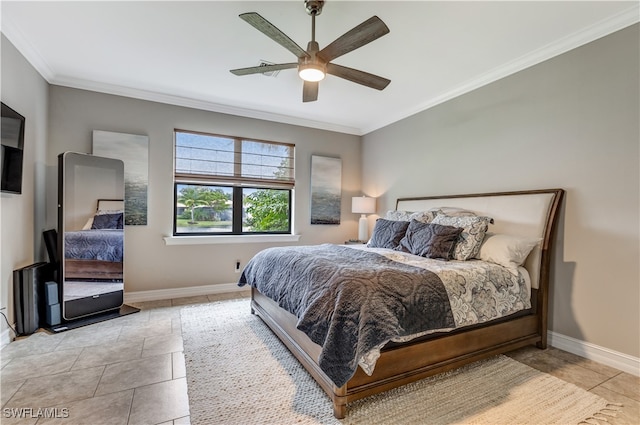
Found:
<box><xmin>250</xmin><ymin>188</ymin><xmax>564</xmax><ymax>418</ymax></box>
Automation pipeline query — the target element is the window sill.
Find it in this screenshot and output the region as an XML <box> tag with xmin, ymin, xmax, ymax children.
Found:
<box><xmin>163</xmin><ymin>234</ymin><xmax>301</xmax><ymax>246</ymax></box>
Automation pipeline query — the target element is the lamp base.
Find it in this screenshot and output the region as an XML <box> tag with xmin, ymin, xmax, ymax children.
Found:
<box><xmin>358</xmin><ymin>214</ymin><xmax>368</xmax><ymax>242</ymax></box>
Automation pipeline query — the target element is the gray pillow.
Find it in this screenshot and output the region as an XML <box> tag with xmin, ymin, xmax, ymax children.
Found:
<box><xmin>91</xmin><ymin>213</ymin><xmax>123</xmax><ymax>230</ymax></box>
<box><xmin>395</xmin><ymin>220</ymin><xmax>463</xmax><ymax>259</ymax></box>
<box><xmin>367</xmin><ymin>219</ymin><xmax>410</xmax><ymax>249</ymax></box>
<box><xmin>431</xmin><ymin>215</ymin><xmax>493</xmax><ymax>260</ymax></box>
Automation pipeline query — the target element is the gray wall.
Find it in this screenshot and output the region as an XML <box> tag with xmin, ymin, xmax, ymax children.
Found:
<box><xmin>46</xmin><ymin>86</ymin><xmax>362</xmax><ymax>292</ymax></box>
<box><xmin>0</xmin><ymin>34</ymin><xmax>49</xmax><ymax>336</ymax></box>
<box><xmin>362</xmin><ymin>25</ymin><xmax>640</xmax><ymax>358</ymax></box>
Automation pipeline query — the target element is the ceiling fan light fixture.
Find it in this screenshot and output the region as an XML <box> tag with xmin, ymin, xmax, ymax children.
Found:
<box><xmin>298</xmin><ymin>63</ymin><xmax>326</xmax><ymax>82</ymax></box>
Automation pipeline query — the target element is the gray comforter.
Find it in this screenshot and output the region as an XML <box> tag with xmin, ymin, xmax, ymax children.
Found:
<box><xmin>238</xmin><ymin>244</ymin><xmax>455</xmax><ymax>387</ymax></box>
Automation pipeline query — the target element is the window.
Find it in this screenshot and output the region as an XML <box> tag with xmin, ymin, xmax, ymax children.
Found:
<box><xmin>174</xmin><ymin>130</ymin><xmax>294</xmax><ymax>235</ymax></box>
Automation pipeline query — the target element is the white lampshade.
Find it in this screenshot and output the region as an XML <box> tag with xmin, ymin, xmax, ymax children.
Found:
<box><xmin>352</xmin><ymin>196</ymin><xmax>376</xmax><ymax>241</ymax></box>
<box><xmin>351</xmin><ymin>196</ymin><xmax>376</xmax><ymax>214</ymax></box>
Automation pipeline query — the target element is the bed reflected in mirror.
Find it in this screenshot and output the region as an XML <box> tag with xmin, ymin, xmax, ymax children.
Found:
<box><xmin>58</xmin><ymin>152</ymin><xmax>125</xmax><ymax>320</ymax></box>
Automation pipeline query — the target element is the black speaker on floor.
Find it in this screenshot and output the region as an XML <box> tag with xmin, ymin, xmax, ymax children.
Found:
<box><xmin>13</xmin><ymin>262</ymin><xmax>54</xmax><ymax>335</ymax></box>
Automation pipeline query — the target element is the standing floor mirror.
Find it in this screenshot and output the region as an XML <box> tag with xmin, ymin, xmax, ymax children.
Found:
<box><xmin>57</xmin><ymin>152</ymin><xmax>132</xmax><ymax>323</ymax></box>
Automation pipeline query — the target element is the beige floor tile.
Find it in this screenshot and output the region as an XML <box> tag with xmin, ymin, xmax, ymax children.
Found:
<box><xmin>142</xmin><ymin>334</ymin><xmax>183</xmax><ymax>358</ymax></box>
<box><xmin>545</xmin><ymin>346</ymin><xmax>622</xmax><ymax>378</ymax></box>
<box><xmin>36</xmin><ymin>390</ymin><xmax>134</xmax><ymax>425</ymax></box>
<box><xmin>128</xmin><ymin>378</ymin><xmax>189</xmax><ymax>425</ymax></box>
<box><xmin>601</xmin><ymin>372</ymin><xmax>640</xmax><ymax>402</ymax></box>
<box><xmin>547</xmin><ymin>361</ymin><xmax>611</xmax><ymax>391</ymax></box>
<box><xmin>1</xmin><ymin>349</ymin><xmax>82</xmax><ymax>383</ymax></box>
<box><xmin>129</xmin><ymin>299</ymin><xmax>173</xmax><ymax>310</ymax></box>
<box><xmin>0</xmin><ymin>411</ymin><xmax>38</xmax><ymax>425</ymax></box>
<box><xmin>149</xmin><ymin>307</ymin><xmax>182</xmax><ymax>322</ymax></box>
<box><xmin>117</xmin><ymin>319</ymin><xmax>173</xmax><ymax>342</ymax></box>
<box><xmin>72</xmin><ymin>339</ymin><xmax>144</xmax><ymax>370</ymax></box>
<box><xmin>55</xmin><ymin>326</ymin><xmax>122</xmax><ymax>351</ymax></box>
<box><xmin>1</xmin><ymin>378</ymin><xmax>25</xmax><ymax>406</ymax></box>
<box><xmin>172</xmin><ymin>352</ymin><xmax>186</xmax><ymax>379</ymax></box>
<box><xmin>171</xmin><ymin>296</ymin><xmax>210</xmax><ymax>307</ymax></box>
<box><xmin>510</xmin><ymin>347</ymin><xmax>611</xmax><ymax>390</ymax></box>
<box><xmin>0</xmin><ymin>332</ymin><xmax>65</xmax><ymax>361</ymax></box>
<box><xmin>590</xmin><ymin>385</ymin><xmax>640</xmax><ymax>425</ymax></box>
<box><xmin>95</xmin><ymin>353</ymin><xmax>172</xmax><ymax>396</ymax></box>
<box><xmin>4</xmin><ymin>366</ymin><xmax>104</xmax><ymax>409</ymax></box>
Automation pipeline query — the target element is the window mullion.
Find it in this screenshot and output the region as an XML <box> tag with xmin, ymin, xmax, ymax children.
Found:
<box><xmin>232</xmin><ymin>187</ymin><xmax>243</xmax><ymax>234</ymax></box>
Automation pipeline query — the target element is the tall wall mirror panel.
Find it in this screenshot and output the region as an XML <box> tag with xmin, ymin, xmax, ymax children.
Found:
<box><xmin>58</xmin><ymin>152</ymin><xmax>125</xmax><ymax>320</ymax></box>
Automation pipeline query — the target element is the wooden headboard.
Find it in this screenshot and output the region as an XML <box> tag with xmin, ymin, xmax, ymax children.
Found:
<box><xmin>395</xmin><ymin>189</ymin><xmax>564</xmax><ymax>290</ymax></box>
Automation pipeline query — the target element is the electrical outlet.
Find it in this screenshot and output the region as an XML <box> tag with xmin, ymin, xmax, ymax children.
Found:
<box><xmin>234</xmin><ymin>260</ymin><xmax>241</xmax><ymax>273</ymax></box>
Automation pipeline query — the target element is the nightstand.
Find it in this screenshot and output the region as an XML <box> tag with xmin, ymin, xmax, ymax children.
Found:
<box><xmin>344</xmin><ymin>240</ymin><xmax>367</xmax><ymax>245</ymax></box>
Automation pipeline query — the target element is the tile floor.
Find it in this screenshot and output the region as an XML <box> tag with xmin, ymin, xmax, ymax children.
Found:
<box><xmin>1</xmin><ymin>291</ymin><xmax>638</xmax><ymax>425</ymax></box>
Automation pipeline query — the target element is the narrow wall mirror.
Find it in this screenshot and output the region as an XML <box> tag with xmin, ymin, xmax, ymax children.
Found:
<box><xmin>58</xmin><ymin>152</ymin><xmax>125</xmax><ymax>320</ymax></box>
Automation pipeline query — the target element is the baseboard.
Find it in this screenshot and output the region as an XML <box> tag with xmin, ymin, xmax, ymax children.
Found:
<box><xmin>549</xmin><ymin>330</ymin><xmax>640</xmax><ymax>377</ymax></box>
<box><xmin>1</xmin><ymin>326</ymin><xmax>15</xmax><ymax>349</ymax></box>
<box><xmin>124</xmin><ymin>283</ymin><xmax>250</xmax><ymax>304</ymax></box>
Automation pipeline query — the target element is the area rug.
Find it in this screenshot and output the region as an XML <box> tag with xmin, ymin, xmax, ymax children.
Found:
<box><xmin>181</xmin><ymin>299</ymin><xmax>619</xmax><ymax>425</ymax></box>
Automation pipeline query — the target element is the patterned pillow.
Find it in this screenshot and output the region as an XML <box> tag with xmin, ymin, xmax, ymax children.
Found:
<box><xmin>395</xmin><ymin>221</ymin><xmax>463</xmax><ymax>259</ymax></box>
<box><xmin>367</xmin><ymin>219</ymin><xmax>410</xmax><ymax>249</ymax></box>
<box><xmin>383</xmin><ymin>209</ymin><xmax>439</xmax><ymax>223</ymax></box>
<box><xmin>431</xmin><ymin>215</ymin><xmax>493</xmax><ymax>260</ymax></box>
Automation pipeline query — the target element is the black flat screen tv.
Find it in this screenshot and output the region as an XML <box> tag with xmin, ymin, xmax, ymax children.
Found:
<box><xmin>1</xmin><ymin>102</ymin><xmax>26</xmax><ymax>194</ymax></box>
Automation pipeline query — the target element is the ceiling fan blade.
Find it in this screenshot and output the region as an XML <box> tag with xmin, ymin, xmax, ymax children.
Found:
<box><xmin>303</xmin><ymin>81</ymin><xmax>319</xmax><ymax>102</ymax></box>
<box><xmin>318</xmin><ymin>16</ymin><xmax>389</xmax><ymax>63</ymax></box>
<box><xmin>326</xmin><ymin>63</ymin><xmax>390</xmax><ymax>90</ymax></box>
<box><xmin>239</xmin><ymin>12</ymin><xmax>309</xmax><ymax>59</ymax></box>
<box><xmin>230</xmin><ymin>63</ymin><xmax>298</xmax><ymax>76</ymax></box>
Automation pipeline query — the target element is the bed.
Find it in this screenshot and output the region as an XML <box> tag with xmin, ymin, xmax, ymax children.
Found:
<box><xmin>239</xmin><ymin>188</ymin><xmax>564</xmax><ymax>418</ymax></box>
<box><xmin>64</xmin><ymin>199</ymin><xmax>124</xmax><ymax>282</ymax></box>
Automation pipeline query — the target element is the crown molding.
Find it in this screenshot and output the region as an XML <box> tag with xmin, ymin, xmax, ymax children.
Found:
<box><xmin>49</xmin><ymin>75</ymin><xmax>363</xmax><ymax>135</ymax></box>
<box><xmin>1</xmin><ymin>18</ymin><xmax>56</xmax><ymax>81</ymax></box>
<box><xmin>361</xmin><ymin>3</ymin><xmax>640</xmax><ymax>135</ymax></box>
<box><xmin>4</xmin><ymin>4</ymin><xmax>638</xmax><ymax>137</ymax></box>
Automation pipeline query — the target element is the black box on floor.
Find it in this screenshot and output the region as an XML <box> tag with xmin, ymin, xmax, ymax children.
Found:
<box><xmin>44</xmin><ymin>281</ymin><xmax>59</xmax><ymax>305</ymax></box>
<box><xmin>13</xmin><ymin>262</ymin><xmax>55</xmax><ymax>336</ymax></box>
<box><xmin>46</xmin><ymin>303</ymin><xmax>61</xmax><ymax>326</ymax></box>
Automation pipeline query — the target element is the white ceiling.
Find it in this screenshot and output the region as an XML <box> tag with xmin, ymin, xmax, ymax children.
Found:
<box><xmin>2</xmin><ymin>1</ymin><xmax>638</xmax><ymax>135</ymax></box>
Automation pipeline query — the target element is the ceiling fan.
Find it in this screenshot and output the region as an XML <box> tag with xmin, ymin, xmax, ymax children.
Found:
<box><xmin>230</xmin><ymin>0</ymin><xmax>391</xmax><ymax>102</ymax></box>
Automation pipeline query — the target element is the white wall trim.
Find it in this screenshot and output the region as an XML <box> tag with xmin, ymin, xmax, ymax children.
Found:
<box><xmin>1</xmin><ymin>326</ymin><xmax>16</xmax><ymax>349</ymax></box>
<box><xmin>124</xmin><ymin>283</ymin><xmax>250</xmax><ymax>304</ymax></box>
<box><xmin>549</xmin><ymin>331</ymin><xmax>640</xmax><ymax>377</ymax></box>
<box><xmin>163</xmin><ymin>234</ymin><xmax>301</xmax><ymax>246</ymax></box>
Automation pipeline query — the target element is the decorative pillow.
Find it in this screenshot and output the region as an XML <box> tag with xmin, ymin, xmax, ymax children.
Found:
<box><xmin>395</xmin><ymin>220</ymin><xmax>463</xmax><ymax>259</ymax></box>
<box><xmin>431</xmin><ymin>215</ymin><xmax>493</xmax><ymax>260</ymax></box>
<box><xmin>478</xmin><ymin>233</ymin><xmax>541</xmax><ymax>272</ymax></box>
<box><xmin>383</xmin><ymin>209</ymin><xmax>439</xmax><ymax>223</ymax></box>
<box><xmin>436</xmin><ymin>207</ymin><xmax>478</xmax><ymax>217</ymax></box>
<box><xmin>91</xmin><ymin>213</ymin><xmax>123</xmax><ymax>230</ymax></box>
<box><xmin>367</xmin><ymin>219</ymin><xmax>410</xmax><ymax>249</ymax></box>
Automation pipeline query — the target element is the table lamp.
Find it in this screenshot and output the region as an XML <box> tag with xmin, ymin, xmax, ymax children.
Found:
<box><xmin>351</xmin><ymin>196</ymin><xmax>376</xmax><ymax>242</ymax></box>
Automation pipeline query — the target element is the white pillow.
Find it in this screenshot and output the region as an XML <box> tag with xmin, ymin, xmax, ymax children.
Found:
<box><xmin>478</xmin><ymin>233</ymin><xmax>541</xmax><ymax>272</ymax></box>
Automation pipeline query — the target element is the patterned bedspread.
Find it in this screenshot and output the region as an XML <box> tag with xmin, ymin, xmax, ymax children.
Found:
<box><xmin>64</xmin><ymin>229</ymin><xmax>124</xmax><ymax>262</ymax></box>
<box><xmin>239</xmin><ymin>244</ymin><xmax>530</xmax><ymax>387</ymax></box>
